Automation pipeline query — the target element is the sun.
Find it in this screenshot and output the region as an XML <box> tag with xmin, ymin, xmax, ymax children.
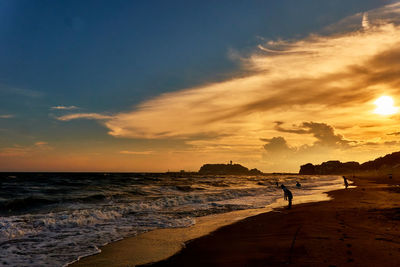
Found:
<box><xmin>373</xmin><ymin>96</ymin><xmax>399</xmax><ymax>115</ymax></box>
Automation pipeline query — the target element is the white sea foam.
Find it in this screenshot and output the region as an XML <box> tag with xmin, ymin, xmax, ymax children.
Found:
<box><xmin>0</xmin><ymin>174</ymin><xmax>343</xmax><ymax>266</ymax></box>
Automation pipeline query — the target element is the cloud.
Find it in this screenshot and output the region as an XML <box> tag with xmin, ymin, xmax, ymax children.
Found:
<box><xmin>0</xmin><ymin>147</ymin><xmax>30</xmax><ymax>157</ymax></box>
<box><xmin>0</xmin><ymin>114</ymin><xmax>14</xmax><ymax>119</ymax></box>
<box><xmin>50</xmin><ymin>105</ymin><xmax>79</xmax><ymax>110</ymax></box>
<box><xmin>261</xmin><ymin>121</ymin><xmax>375</xmax><ymax>171</ymax></box>
<box><xmin>34</xmin><ymin>141</ymin><xmax>49</xmax><ymax>147</ymax></box>
<box><xmin>362</xmin><ymin>13</ymin><xmax>370</xmax><ymax>30</ymax></box>
<box><xmin>119</xmin><ymin>150</ymin><xmax>154</xmax><ymax>155</ymax></box>
<box><xmin>384</xmin><ymin>140</ymin><xmax>400</xmax><ymax>146</ymax></box>
<box><xmin>56</xmin><ymin>113</ymin><xmax>112</xmax><ymax>121</ymax></box>
<box><xmin>361</xmin><ymin>139</ymin><xmax>400</xmax><ymax>147</ymax></box>
<box><xmin>0</xmin><ymin>141</ymin><xmax>52</xmax><ymax>157</ymax></box>
<box><xmin>275</xmin><ymin>121</ymin><xmax>352</xmax><ymax>148</ymax></box>
<box><xmin>388</xmin><ymin>131</ymin><xmax>400</xmax><ymax>136</ymax></box>
<box><xmin>362</xmin><ymin>141</ymin><xmax>381</xmax><ymax>146</ymax></box>
<box><xmin>321</xmin><ymin>2</ymin><xmax>400</xmax><ymax>35</ymax></box>
<box><xmin>57</xmin><ymin>3</ymin><xmax>400</xmax><ymax>171</ymax></box>
<box><xmin>266</xmin><ymin>122</ymin><xmax>351</xmax><ymax>148</ymax></box>
<box><xmin>101</xmin><ymin>19</ymin><xmax>400</xmax><ymax>141</ymax></box>
<box><xmin>0</xmin><ymin>85</ymin><xmax>44</xmax><ymax>98</ymax></box>
<box><xmin>262</xmin><ymin>136</ymin><xmax>295</xmax><ymax>154</ymax></box>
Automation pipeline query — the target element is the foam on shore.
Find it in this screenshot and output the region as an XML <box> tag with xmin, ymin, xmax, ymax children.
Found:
<box><xmin>70</xmin><ymin>181</ymin><xmax>348</xmax><ymax>267</ymax></box>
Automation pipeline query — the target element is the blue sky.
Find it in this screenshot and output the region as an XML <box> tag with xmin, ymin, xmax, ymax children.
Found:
<box><xmin>1</xmin><ymin>0</ymin><xmax>387</xmax><ymax>108</ymax></box>
<box><xmin>1</xmin><ymin>0</ymin><xmax>398</xmax><ymax>171</ymax></box>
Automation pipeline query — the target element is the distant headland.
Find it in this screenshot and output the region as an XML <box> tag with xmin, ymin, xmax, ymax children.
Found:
<box><xmin>300</xmin><ymin>151</ymin><xmax>400</xmax><ymax>175</ymax></box>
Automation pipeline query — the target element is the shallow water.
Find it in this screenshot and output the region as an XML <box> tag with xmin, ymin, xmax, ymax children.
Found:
<box><xmin>0</xmin><ymin>173</ymin><xmax>343</xmax><ymax>266</ymax></box>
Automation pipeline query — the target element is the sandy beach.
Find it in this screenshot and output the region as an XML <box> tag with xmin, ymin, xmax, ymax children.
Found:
<box><xmin>71</xmin><ymin>175</ymin><xmax>400</xmax><ymax>267</ymax></box>
<box><xmin>6</xmin><ymin>2</ymin><xmax>400</xmax><ymax>267</ymax></box>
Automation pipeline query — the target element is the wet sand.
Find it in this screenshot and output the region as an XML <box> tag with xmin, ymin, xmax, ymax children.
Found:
<box><xmin>72</xmin><ymin>176</ymin><xmax>400</xmax><ymax>267</ymax></box>
<box><xmin>146</xmin><ymin>176</ymin><xmax>400</xmax><ymax>267</ymax></box>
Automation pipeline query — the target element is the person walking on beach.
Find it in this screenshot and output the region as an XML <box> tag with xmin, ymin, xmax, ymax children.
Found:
<box><xmin>343</xmin><ymin>176</ymin><xmax>349</xmax><ymax>189</ymax></box>
<box><xmin>280</xmin><ymin>184</ymin><xmax>293</xmax><ymax>209</ymax></box>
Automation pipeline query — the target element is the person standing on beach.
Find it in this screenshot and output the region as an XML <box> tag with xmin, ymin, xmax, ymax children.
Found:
<box><xmin>343</xmin><ymin>176</ymin><xmax>349</xmax><ymax>189</ymax></box>
<box><xmin>280</xmin><ymin>184</ymin><xmax>293</xmax><ymax>209</ymax></box>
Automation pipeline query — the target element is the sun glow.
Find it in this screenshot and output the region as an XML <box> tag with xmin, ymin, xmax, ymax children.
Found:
<box><xmin>373</xmin><ymin>96</ymin><xmax>399</xmax><ymax>115</ymax></box>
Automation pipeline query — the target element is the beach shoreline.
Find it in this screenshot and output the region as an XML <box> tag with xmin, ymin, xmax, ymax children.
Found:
<box><xmin>70</xmin><ymin>180</ymin><xmax>345</xmax><ymax>267</ymax></box>
<box><xmin>72</xmin><ymin>175</ymin><xmax>400</xmax><ymax>267</ymax></box>
<box><xmin>147</xmin><ymin>176</ymin><xmax>400</xmax><ymax>266</ymax></box>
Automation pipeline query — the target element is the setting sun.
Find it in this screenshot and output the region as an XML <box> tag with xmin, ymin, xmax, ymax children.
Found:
<box><xmin>374</xmin><ymin>96</ymin><xmax>399</xmax><ymax>115</ymax></box>
<box><xmin>4</xmin><ymin>2</ymin><xmax>400</xmax><ymax>266</ymax></box>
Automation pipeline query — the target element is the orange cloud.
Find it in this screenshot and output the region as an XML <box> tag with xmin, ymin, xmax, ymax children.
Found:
<box><xmin>55</xmin><ymin>3</ymin><xmax>400</xmax><ymax>171</ymax></box>
<box><xmin>57</xmin><ymin>113</ymin><xmax>112</xmax><ymax>121</ymax></box>
<box><xmin>119</xmin><ymin>150</ymin><xmax>154</xmax><ymax>155</ymax></box>
<box><xmin>103</xmin><ymin>26</ymin><xmax>400</xmax><ymax>142</ymax></box>
<box><xmin>0</xmin><ymin>142</ymin><xmax>52</xmax><ymax>157</ymax></box>
<box><xmin>50</xmin><ymin>105</ymin><xmax>79</xmax><ymax>110</ymax></box>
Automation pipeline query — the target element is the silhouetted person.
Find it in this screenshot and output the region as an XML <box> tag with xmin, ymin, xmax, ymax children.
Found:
<box><xmin>296</xmin><ymin>181</ymin><xmax>301</xmax><ymax>188</ymax></box>
<box><xmin>343</xmin><ymin>176</ymin><xmax>349</xmax><ymax>189</ymax></box>
<box><xmin>275</xmin><ymin>181</ymin><xmax>279</xmax><ymax>187</ymax></box>
<box><xmin>281</xmin><ymin>184</ymin><xmax>293</xmax><ymax>209</ymax></box>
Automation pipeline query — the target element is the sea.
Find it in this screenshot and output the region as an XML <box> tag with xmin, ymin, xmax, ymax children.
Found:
<box><xmin>0</xmin><ymin>173</ymin><xmax>343</xmax><ymax>267</ymax></box>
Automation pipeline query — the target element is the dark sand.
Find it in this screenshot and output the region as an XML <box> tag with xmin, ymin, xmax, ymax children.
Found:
<box><xmin>145</xmin><ymin>176</ymin><xmax>400</xmax><ymax>267</ymax></box>
<box><xmin>73</xmin><ymin>176</ymin><xmax>400</xmax><ymax>267</ymax></box>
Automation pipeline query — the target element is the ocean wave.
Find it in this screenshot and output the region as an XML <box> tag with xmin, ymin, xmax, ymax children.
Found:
<box><xmin>0</xmin><ymin>207</ymin><xmax>195</xmax><ymax>266</ymax></box>
<box><xmin>0</xmin><ymin>197</ymin><xmax>57</xmax><ymax>214</ymax></box>
<box><xmin>0</xmin><ymin>174</ymin><xmax>343</xmax><ymax>266</ymax></box>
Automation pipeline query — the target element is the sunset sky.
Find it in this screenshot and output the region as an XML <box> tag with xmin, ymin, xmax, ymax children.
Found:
<box><xmin>2</xmin><ymin>0</ymin><xmax>400</xmax><ymax>172</ymax></box>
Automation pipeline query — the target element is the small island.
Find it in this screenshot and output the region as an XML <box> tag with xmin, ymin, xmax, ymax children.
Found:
<box><xmin>198</xmin><ymin>161</ymin><xmax>263</xmax><ymax>175</ymax></box>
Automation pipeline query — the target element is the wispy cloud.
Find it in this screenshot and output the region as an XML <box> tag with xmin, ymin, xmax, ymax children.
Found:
<box><xmin>0</xmin><ymin>147</ymin><xmax>30</xmax><ymax>157</ymax></box>
<box><xmin>119</xmin><ymin>150</ymin><xmax>154</xmax><ymax>155</ymax></box>
<box><xmin>0</xmin><ymin>141</ymin><xmax>52</xmax><ymax>157</ymax></box>
<box><xmin>56</xmin><ymin>3</ymin><xmax>400</xmax><ymax>171</ymax></box>
<box><xmin>34</xmin><ymin>141</ymin><xmax>49</xmax><ymax>147</ymax></box>
<box><xmin>362</xmin><ymin>13</ymin><xmax>370</xmax><ymax>30</ymax></box>
<box><xmin>102</xmin><ymin>21</ymin><xmax>400</xmax><ymax>141</ymax></box>
<box><xmin>56</xmin><ymin>113</ymin><xmax>113</xmax><ymax>121</ymax></box>
<box><xmin>0</xmin><ymin>114</ymin><xmax>14</xmax><ymax>119</ymax></box>
<box><xmin>50</xmin><ymin>105</ymin><xmax>79</xmax><ymax>110</ymax></box>
<box><xmin>0</xmin><ymin>85</ymin><xmax>44</xmax><ymax>98</ymax></box>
